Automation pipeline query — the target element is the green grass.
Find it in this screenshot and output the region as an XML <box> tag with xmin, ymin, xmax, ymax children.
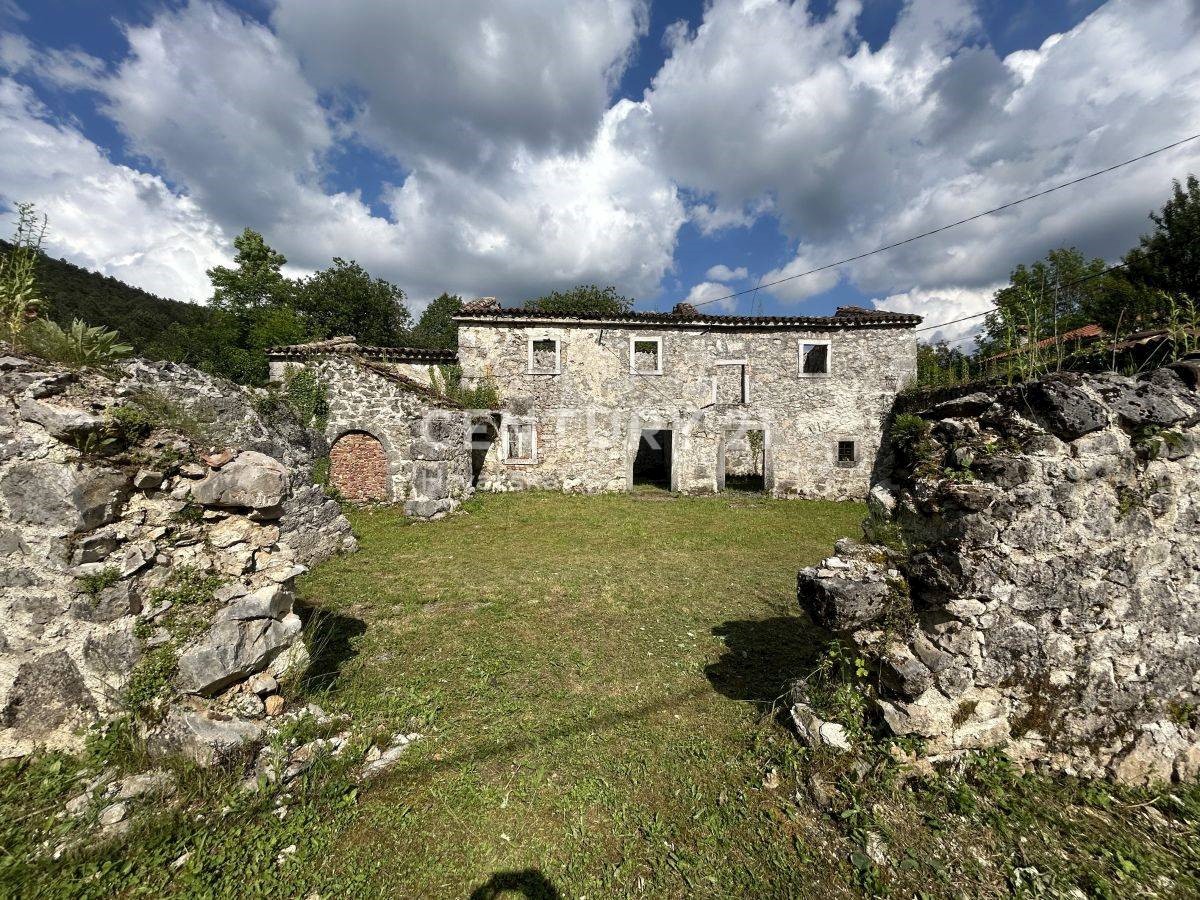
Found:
<box><xmin>7</xmin><ymin>491</ymin><xmax>1200</xmax><ymax>898</ymax></box>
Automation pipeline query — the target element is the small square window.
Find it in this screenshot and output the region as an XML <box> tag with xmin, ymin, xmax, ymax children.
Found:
<box><xmin>630</xmin><ymin>337</ymin><xmax>663</xmax><ymax>374</ymax></box>
<box><xmin>529</xmin><ymin>338</ymin><xmax>560</xmax><ymax>374</ymax></box>
<box><xmin>505</xmin><ymin>422</ymin><xmax>536</xmax><ymax>463</ymax></box>
<box><xmin>801</xmin><ymin>341</ymin><xmax>830</xmax><ymax>375</ymax></box>
<box><xmin>837</xmin><ymin>440</ymin><xmax>856</xmax><ymax>465</ymax></box>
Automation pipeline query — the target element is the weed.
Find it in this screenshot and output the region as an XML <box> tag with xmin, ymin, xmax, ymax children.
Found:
<box><xmin>122</xmin><ymin>644</ymin><xmax>177</xmax><ymax>720</ymax></box>
<box><xmin>148</xmin><ymin>566</ymin><xmax>222</xmax><ymax>608</ymax></box>
<box><xmin>76</xmin><ymin>566</ymin><xmax>121</xmax><ymax>597</ymax></box>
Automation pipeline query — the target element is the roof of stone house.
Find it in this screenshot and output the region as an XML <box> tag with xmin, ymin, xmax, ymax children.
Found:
<box><xmin>453</xmin><ymin>299</ymin><xmax>922</xmax><ymax>329</ymax></box>
<box><xmin>265</xmin><ymin>336</ymin><xmax>458</xmax><ymax>363</ymax></box>
<box><xmin>983</xmin><ymin>323</ymin><xmax>1107</xmax><ymax>362</ymax></box>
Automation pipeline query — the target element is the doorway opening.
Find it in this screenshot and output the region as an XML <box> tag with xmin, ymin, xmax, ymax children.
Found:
<box><xmin>469</xmin><ymin>418</ymin><xmax>498</xmax><ymax>487</ymax></box>
<box><xmin>719</xmin><ymin>429</ymin><xmax>765</xmax><ymax>493</ymax></box>
<box><xmin>632</xmin><ymin>429</ymin><xmax>672</xmax><ymax>489</ymax></box>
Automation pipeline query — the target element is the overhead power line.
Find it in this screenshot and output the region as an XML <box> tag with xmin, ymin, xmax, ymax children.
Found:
<box><xmin>691</xmin><ymin>131</ymin><xmax>1200</xmax><ymax>310</ymax></box>
<box><xmin>914</xmin><ymin>262</ymin><xmax>1130</xmax><ymax>334</ymax></box>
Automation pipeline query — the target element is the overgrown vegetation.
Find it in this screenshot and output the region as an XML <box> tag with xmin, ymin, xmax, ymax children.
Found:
<box><xmin>0</xmin><ymin>202</ymin><xmax>47</xmax><ymax>349</ymax></box>
<box><xmin>430</xmin><ymin>363</ymin><xmax>500</xmax><ymax>409</ymax></box>
<box><xmin>22</xmin><ymin>317</ymin><xmax>132</xmax><ymax>370</ymax></box>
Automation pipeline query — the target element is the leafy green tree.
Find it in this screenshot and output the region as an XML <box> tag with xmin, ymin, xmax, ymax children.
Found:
<box><xmin>409</xmin><ymin>292</ymin><xmax>463</xmax><ymax>348</ymax></box>
<box><xmin>916</xmin><ymin>340</ymin><xmax>972</xmax><ymax>388</ymax></box>
<box><xmin>1125</xmin><ymin>174</ymin><xmax>1200</xmax><ymax>300</ymax></box>
<box><xmin>524</xmin><ymin>284</ymin><xmax>633</xmax><ymax>317</ymax></box>
<box><xmin>294</xmin><ymin>258</ymin><xmax>412</xmax><ymax>346</ymax></box>
<box><xmin>976</xmin><ymin>248</ymin><xmax>1119</xmax><ymax>358</ymax></box>
<box><xmin>207</xmin><ymin>228</ymin><xmax>294</xmax><ymax>312</ymax></box>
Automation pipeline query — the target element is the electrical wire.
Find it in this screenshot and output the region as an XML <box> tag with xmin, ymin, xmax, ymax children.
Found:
<box><xmin>688</xmin><ymin>132</ymin><xmax>1200</xmax><ymax>310</ymax></box>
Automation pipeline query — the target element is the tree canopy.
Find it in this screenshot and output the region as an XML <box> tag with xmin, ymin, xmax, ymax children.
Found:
<box><xmin>1124</xmin><ymin>174</ymin><xmax>1200</xmax><ymax>300</ymax></box>
<box><xmin>524</xmin><ymin>284</ymin><xmax>633</xmax><ymax>317</ymax></box>
<box><xmin>408</xmin><ymin>292</ymin><xmax>463</xmax><ymax>348</ymax></box>
<box><xmin>294</xmin><ymin>257</ymin><xmax>412</xmax><ymax>347</ymax></box>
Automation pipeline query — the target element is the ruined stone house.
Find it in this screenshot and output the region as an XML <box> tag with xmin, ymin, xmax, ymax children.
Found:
<box><xmin>267</xmin><ymin>300</ymin><xmax>921</xmax><ymax>510</ymax></box>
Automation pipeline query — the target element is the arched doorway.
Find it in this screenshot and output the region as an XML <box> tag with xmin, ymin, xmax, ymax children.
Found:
<box><xmin>329</xmin><ymin>431</ymin><xmax>390</xmax><ymax>502</ymax></box>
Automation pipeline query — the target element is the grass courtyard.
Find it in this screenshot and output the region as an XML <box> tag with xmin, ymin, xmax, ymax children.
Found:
<box><xmin>6</xmin><ymin>490</ymin><xmax>1200</xmax><ymax>898</ymax></box>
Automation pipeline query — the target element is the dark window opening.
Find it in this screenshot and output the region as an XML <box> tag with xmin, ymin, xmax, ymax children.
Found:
<box><xmin>802</xmin><ymin>342</ymin><xmax>830</xmax><ymax>374</ymax></box>
<box><xmin>837</xmin><ymin>440</ymin><xmax>856</xmax><ymax>465</ymax></box>
<box><xmin>633</xmin><ymin>429</ymin><xmax>672</xmax><ymax>488</ymax></box>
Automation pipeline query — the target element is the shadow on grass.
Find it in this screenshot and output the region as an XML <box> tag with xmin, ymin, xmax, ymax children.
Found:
<box><xmin>705</xmin><ymin>616</ymin><xmax>827</xmax><ymax>712</ymax></box>
<box><xmin>296</xmin><ymin>603</ymin><xmax>367</xmax><ymax>693</ymax></box>
<box><xmin>469</xmin><ymin>869</ymin><xmax>561</xmax><ymax>899</ymax></box>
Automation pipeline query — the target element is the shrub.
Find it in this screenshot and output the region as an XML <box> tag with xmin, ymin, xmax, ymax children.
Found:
<box><xmin>77</xmin><ymin>566</ymin><xmax>121</xmax><ymax>597</ymax></box>
<box><xmin>283</xmin><ymin>365</ymin><xmax>329</xmax><ymax>428</ymax></box>
<box><xmin>23</xmin><ymin>317</ymin><xmax>132</xmax><ymax>369</ymax></box>
<box><xmin>430</xmin><ymin>363</ymin><xmax>500</xmax><ymax>409</ymax></box>
<box><xmin>148</xmin><ymin>566</ymin><xmax>221</xmax><ymax>607</ymax></box>
<box><xmin>890</xmin><ymin>413</ymin><xmax>930</xmax><ymax>453</ymax></box>
<box><xmin>0</xmin><ymin>202</ymin><xmax>46</xmax><ymax>349</ymax></box>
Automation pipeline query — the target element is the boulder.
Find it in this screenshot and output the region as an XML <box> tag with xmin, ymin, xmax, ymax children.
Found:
<box><xmin>189</xmin><ymin>451</ymin><xmax>289</xmax><ymax>511</ymax></box>
<box><xmin>18</xmin><ymin>398</ymin><xmax>105</xmax><ymax>440</ymax></box>
<box><xmin>0</xmin><ymin>461</ymin><xmax>131</xmax><ymax>533</ymax></box>
<box><xmin>147</xmin><ymin>708</ymin><xmax>264</xmax><ymax>767</ymax></box>
<box><xmin>176</xmin><ymin>613</ymin><xmax>302</xmax><ymax>695</ymax></box>
<box><xmin>0</xmin><ymin>651</ymin><xmax>98</xmax><ymax>743</ymax></box>
<box><xmin>1025</xmin><ymin>376</ymin><xmax>1109</xmax><ymax>441</ymax></box>
<box><xmin>213</xmin><ymin>583</ymin><xmax>292</xmax><ymax>623</ymax></box>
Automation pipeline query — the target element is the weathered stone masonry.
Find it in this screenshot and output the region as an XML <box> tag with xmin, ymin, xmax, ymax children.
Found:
<box><xmin>266</xmin><ymin>345</ymin><xmax>474</xmax><ymax>519</ymax></box>
<box><xmin>797</xmin><ymin>362</ymin><xmax>1200</xmax><ymax>784</ymax></box>
<box><xmin>454</xmin><ymin>302</ymin><xmax>921</xmax><ymax>501</ymax></box>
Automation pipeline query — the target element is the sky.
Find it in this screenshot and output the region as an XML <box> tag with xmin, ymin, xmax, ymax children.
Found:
<box><xmin>1</xmin><ymin>0</ymin><xmax>1199</xmax><ymax>346</ymax></box>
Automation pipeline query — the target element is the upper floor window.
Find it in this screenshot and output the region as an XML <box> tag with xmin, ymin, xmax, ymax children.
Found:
<box><xmin>713</xmin><ymin>361</ymin><xmax>749</xmax><ymax>405</ymax></box>
<box><xmin>800</xmin><ymin>340</ymin><xmax>831</xmax><ymax>376</ymax></box>
<box><xmin>630</xmin><ymin>336</ymin><xmax>663</xmax><ymax>375</ymax></box>
<box><xmin>528</xmin><ymin>337</ymin><xmax>561</xmax><ymax>375</ymax></box>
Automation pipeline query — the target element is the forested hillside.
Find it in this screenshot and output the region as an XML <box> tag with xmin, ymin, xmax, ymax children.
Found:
<box><xmin>4</xmin><ymin>241</ymin><xmax>211</xmax><ymax>354</ymax></box>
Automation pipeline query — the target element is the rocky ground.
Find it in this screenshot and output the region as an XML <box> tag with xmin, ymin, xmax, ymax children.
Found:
<box><xmin>796</xmin><ymin>358</ymin><xmax>1200</xmax><ymax>784</ymax></box>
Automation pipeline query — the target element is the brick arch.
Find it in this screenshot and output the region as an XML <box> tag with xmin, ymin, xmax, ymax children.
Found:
<box><xmin>329</xmin><ymin>430</ymin><xmax>391</xmax><ymax>502</ymax></box>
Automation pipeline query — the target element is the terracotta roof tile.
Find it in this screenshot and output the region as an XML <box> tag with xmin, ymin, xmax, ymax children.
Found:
<box><xmin>452</xmin><ymin>303</ymin><xmax>921</xmax><ymax>329</ymax></box>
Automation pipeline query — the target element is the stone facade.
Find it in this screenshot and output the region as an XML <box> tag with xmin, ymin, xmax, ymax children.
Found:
<box><xmin>272</xmin><ymin>353</ymin><xmax>474</xmax><ymax>519</ymax></box>
<box><xmin>797</xmin><ymin>362</ymin><xmax>1200</xmax><ymax>784</ymax></box>
<box><xmin>454</xmin><ymin>303</ymin><xmax>920</xmax><ymax>500</ymax></box>
<box><xmin>0</xmin><ymin>355</ymin><xmax>355</xmax><ymax>759</ymax></box>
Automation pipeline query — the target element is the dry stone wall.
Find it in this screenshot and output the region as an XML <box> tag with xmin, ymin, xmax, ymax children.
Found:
<box><xmin>456</xmin><ymin>322</ymin><xmax>916</xmax><ymax>500</ymax></box>
<box><xmin>289</xmin><ymin>354</ymin><xmax>474</xmax><ymax>518</ymax></box>
<box><xmin>0</xmin><ymin>355</ymin><xmax>354</xmax><ymax>760</ymax></box>
<box><xmin>797</xmin><ymin>361</ymin><xmax>1200</xmax><ymax>784</ymax></box>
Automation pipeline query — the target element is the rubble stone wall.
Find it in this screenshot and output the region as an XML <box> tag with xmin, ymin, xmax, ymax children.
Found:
<box><xmin>0</xmin><ymin>355</ymin><xmax>355</xmax><ymax>759</ymax></box>
<box><xmin>456</xmin><ymin>322</ymin><xmax>916</xmax><ymax>500</ymax></box>
<box><xmin>296</xmin><ymin>354</ymin><xmax>474</xmax><ymax>518</ymax></box>
<box><xmin>797</xmin><ymin>361</ymin><xmax>1200</xmax><ymax>784</ymax></box>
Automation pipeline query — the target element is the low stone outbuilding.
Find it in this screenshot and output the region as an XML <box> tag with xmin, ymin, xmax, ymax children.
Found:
<box><xmin>265</xmin><ymin>341</ymin><xmax>474</xmax><ymax>518</ymax></box>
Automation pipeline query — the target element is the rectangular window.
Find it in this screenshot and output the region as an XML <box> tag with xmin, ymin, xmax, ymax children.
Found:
<box><xmin>837</xmin><ymin>440</ymin><xmax>857</xmax><ymax>465</ymax></box>
<box><xmin>630</xmin><ymin>336</ymin><xmax>663</xmax><ymax>374</ymax></box>
<box><xmin>504</xmin><ymin>422</ymin><xmax>537</xmax><ymax>464</ymax></box>
<box><xmin>800</xmin><ymin>340</ymin><xmax>831</xmax><ymax>375</ymax></box>
<box><xmin>528</xmin><ymin>338</ymin><xmax>560</xmax><ymax>375</ymax></box>
<box><xmin>713</xmin><ymin>361</ymin><xmax>749</xmax><ymax>405</ymax></box>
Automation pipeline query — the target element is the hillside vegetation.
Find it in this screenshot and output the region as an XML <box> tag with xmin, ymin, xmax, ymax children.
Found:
<box><xmin>2</xmin><ymin>240</ymin><xmax>212</xmax><ymax>356</ymax></box>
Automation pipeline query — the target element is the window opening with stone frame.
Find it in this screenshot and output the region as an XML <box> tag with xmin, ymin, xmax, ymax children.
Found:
<box><xmin>630</xmin><ymin>336</ymin><xmax>663</xmax><ymax>375</ymax></box>
<box><xmin>712</xmin><ymin>361</ymin><xmax>749</xmax><ymax>405</ymax></box>
<box><xmin>837</xmin><ymin>440</ymin><xmax>857</xmax><ymax>466</ymax></box>
<box><xmin>800</xmin><ymin>340</ymin><xmax>831</xmax><ymax>375</ymax></box>
<box><xmin>504</xmin><ymin>421</ymin><xmax>537</xmax><ymax>464</ymax></box>
<box><xmin>528</xmin><ymin>338</ymin><xmax>561</xmax><ymax>375</ymax></box>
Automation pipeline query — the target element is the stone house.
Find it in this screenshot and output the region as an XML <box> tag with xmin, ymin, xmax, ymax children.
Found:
<box><xmin>269</xmin><ymin>301</ymin><xmax>920</xmax><ymax>507</ymax></box>
<box><xmin>266</xmin><ymin>339</ymin><xmax>473</xmax><ymax>518</ymax></box>
<box><xmin>453</xmin><ymin>299</ymin><xmax>921</xmax><ymax>500</ymax></box>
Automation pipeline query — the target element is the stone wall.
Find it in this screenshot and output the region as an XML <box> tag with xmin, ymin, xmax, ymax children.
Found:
<box><xmin>0</xmin><ymin>355</ymin><xmax>354</xmax><ymax>760</ymax></box>
<box><xmin>797</xmin><ymin>361</ymin><xmax>1200</xmax><ymax>784</ymax></box>
<box><xmin>293</xmin><ymin>354</ymin><xmax>474</xmax><ymax>518</ymax></box>
<box><xmin>456</xmin><ymin>321</ymin><xmax>916</xmax><ymax>500</ymax></box>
